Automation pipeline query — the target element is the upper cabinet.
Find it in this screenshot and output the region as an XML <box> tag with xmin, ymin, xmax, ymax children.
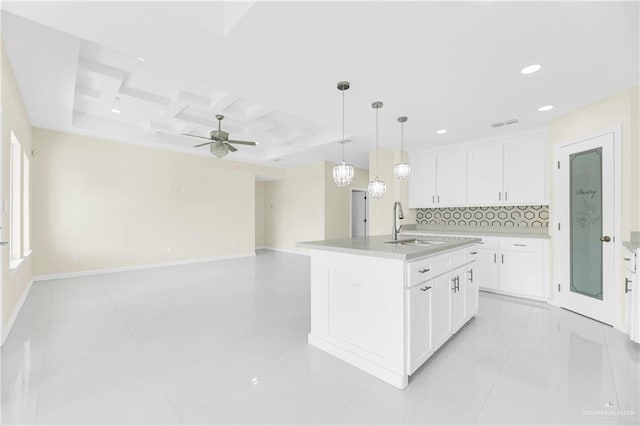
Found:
<box><xmin>409</xmin><ymin>132</ymin><xmax>548</xmax><ymax>209</ymax></box>
<box><xmin>408</xmin><ymin>148</ymin><xmax>467</xmax><ymax>208</ymax></box>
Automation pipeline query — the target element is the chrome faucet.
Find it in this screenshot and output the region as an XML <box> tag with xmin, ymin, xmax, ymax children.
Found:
<box><xmin>392</xmin><ymin>201</ymin><xmax>405</xmax><ymax>241</ymax></box>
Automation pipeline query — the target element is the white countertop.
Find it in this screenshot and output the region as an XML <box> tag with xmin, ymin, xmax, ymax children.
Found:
<box><xmin>296</xmin><ymin>234</ymin><xmax>481</xmax><ymax>260</ymax></box>
<box><xmin>401</xmin><ymin>225</ymin><xmax>550</xmax><ymax>239</ymax></box>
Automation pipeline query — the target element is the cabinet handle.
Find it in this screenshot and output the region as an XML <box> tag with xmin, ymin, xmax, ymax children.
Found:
<box><xmin>468</xmin><ymin>269</ymin><xmax>474</xmax><ymax>283</ymax></box>
<box><xmin>499</xmin><ymin>192</ymin><xmax>501</xmax><ymax>201</ymax></box>
<box><xmin>477</xmin><ymin>241</ymin><xmax>485</xmax><ymax>245</ymax></box>
<box><xmin>437</xmin><ymin>195</ymin><xmax>440</xmax><ymax>203</ymax></box>
<box><xmin>514</xmin><ymin>244</ymin><xmax>527</xmax><ymax>247</ymax></box>
<box><xmin>470</xmin><ymin>251</ymin><xmax>478</xmax><ymax>255</ymax></box>
<box><xmin>505</xmin><ymin>191</ymin><xmax>508</xmax><ymax>201</ymax></box>
<box><xmin>625</xmin><ymin>278</ymin><xmax>632</xmax><ymax>293</ymax></box>
<box><xmin>494</xmin><ymin>253</ymin><xmax>497</xmax><ymax>263</ymax></box>
<box><xmin>501</xmin><ymin>254</ymin><xmax>504</xmax><ymax>264</ymax></box>
<box><xmin>418</xmin><ymin>268</ymin><xmax>430</xmax><ymax>274</ymax></box>
<box><xmin>451</xmin><ymin>277</ymin><xmax>457</xmax><ymax>292</ymax></box>
<box><xmin>624</xmin><ymin>257</ymin><xmax>631</xmax><ymax>261</ymax></box>
<box><xmin>456</xmin><ymin>276</ymin><xmax>460</xmax><ymax>291</ymax></box>
<box><xmin>420</xmin><ymin>286</ymin><xmax>431</xmax><ymax>292</ymax></box>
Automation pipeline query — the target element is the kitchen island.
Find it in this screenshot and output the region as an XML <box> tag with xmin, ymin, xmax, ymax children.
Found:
<box><xmin>297</xmin><ymin>234</ymin><xmax>480</xmax><ymax>389</ymax></box>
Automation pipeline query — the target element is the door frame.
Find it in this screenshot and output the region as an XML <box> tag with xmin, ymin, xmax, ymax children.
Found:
<box><xmin>552</xmin><ymin>126</ymin><xmax>622</xmax><ymax>329</ymax></box>
<box><xmin>349</xmin><ymin>188</ymin><xmax>369</xmax><ymax>238</ymax></box>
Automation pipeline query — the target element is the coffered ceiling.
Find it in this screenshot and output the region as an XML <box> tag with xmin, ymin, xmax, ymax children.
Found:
<box><xmin>2</xmin><ymin>1</ymin><xmax>638</xmax><ymax>169</ymax></box>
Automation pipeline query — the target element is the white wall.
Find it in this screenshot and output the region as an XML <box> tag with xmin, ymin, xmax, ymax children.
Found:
<box><xmin>255</xmin><ymin>181</ymin><xmax>265</xmax><ymax>247</ymax></box>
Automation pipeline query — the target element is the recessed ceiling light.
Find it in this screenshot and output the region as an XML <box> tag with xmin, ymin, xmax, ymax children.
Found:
<box><xmin>538</xmin><ymin>105</ymin><xmax>554</xmax><ymax>112</ymax></box>
<box><xmin>436</xmin><ymin>129</ymin><xmax>447</xmax><ymax>134</ymax></box>
<box><xmin>521</xmin><ymin>64</ymin><xmax>542</xmax><ymax>74</ymax></box>
<box><xmin>137</xmin><ymin>57</ymin><xmax>146</xmax><ymax>62</ymax></box>
<box><xmin>111</xmin><ymin>108</ymin><xmax>121</xmax><ymax>114</ymax></box>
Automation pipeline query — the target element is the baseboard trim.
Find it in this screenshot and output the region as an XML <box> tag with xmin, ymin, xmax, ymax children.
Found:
<box><xmin>257</xmin><ymin>247</ymin><xmax>310</xmax><ymax>256</ymax></box>
<box><xmin>33</xmin><ymin>252</ymin><xmax>257</xmax><ymax>282</ymax></box>
<box><xmin>1</xmin><ymin>278</ymin><xmax>33</xmax><ymax>347</ymax></box>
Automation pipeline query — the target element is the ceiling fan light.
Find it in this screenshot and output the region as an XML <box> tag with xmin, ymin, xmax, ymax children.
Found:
<box><xmin>333</xmin><ymin>161</ymin><xmax>355</xmax><ymax>187</ymax></box>
<box><xmin>394</xmin><ymin>162</ymin><xmax>412</xmax><ymax>180</ymax></box>
<box><xmin>210</xmin><ymin>142</ymin><xmax>229</xmax><ymax>158</ymax></box>
<box><xmin>368</xmin><ymin>178</ymin><xmax>386</xmax><ymax>200</ymax></box>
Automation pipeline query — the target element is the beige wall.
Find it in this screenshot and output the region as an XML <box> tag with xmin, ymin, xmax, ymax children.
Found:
<box><xmin>255</xmin><ymin>181</ymin><xmax>265</xmax><ymax>247</ymax></box>
<box><xmin>368</xmin><ymin>149</ymin><xmax>414</xmax><ymax>236</ymax></box>
<box><xmin>263</xmin><ymin>161</ymin><xmax>325</xmax><ymax>252</ymax></box>
<box><xmin>1</xmin><ymin>41</ymin><xmax>33</xmax><ymax>332</ymax></box>
<box><xmin>30</xmin><ymin>128</ymin><xmax>276</xmax><ymax>276</ymax></box>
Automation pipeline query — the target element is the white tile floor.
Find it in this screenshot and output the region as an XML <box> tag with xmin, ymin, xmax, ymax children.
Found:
<box><xmin>1</xmin><ymin>249</ymin><xmax>638</xmax><ymax>425</ymax></box>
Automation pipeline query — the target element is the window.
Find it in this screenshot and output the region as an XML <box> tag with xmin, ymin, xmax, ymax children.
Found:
<box><xmin>23</xmin><ymin>151</ymin><xmax>30</xmax><ymax>255</ymax></box>
<box><xmin>10</xmin><ymin>132</ymin><xmax>21</xmax><ymax>261</ymax></box>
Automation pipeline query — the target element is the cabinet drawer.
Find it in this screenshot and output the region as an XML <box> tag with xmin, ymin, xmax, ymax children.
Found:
<box><xmin>499</xmin><ymin>237</ymin><xmax>544</xmax><ymax>252</ymax></box>
<box><xmin>408</xmin><ymin>257</ymin><xmax>435</xmax><ymax>287</ymax></box>
<box><xmin>475</xmin><ymin>236</ymin><xmax>499</xmax><ymax>249</ymax></box>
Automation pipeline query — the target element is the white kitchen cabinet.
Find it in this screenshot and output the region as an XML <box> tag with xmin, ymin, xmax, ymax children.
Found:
<box><xmin>503</xmin><ymin>135</ymin><xmax>547</xmax><ymax>205</ymax></box>
<box><xmin>436</xmin><ymin>149</ymin><xmax>467</xmax><ymax>207</ymax></box>
<box><xmin>432</xmin><ymin>272</ymin><xmax>453</xmax><ymax>350</ymax></box>
<box><xmin>408</xmin><ymin>151</ymin><xmax>437</xmax><ymax>208</ymax></box>
<box><xmin>465</xmin><ymin>263</ymin><xmax>479</xmax><ymax>320</ymax></box>
<box><xmin>624</xmin><ymin>246</ymin><xmax>638</xmax><ymax>343</ymax></box>
<box><xmin>498</xmin><ymin>238</ymin><xmax>545</xmax><ymax>299</ymax></box>
<box><xmin>408</xmin><ymin>148</ymin><xmax>466</xmax><ymax>208</ymax></box>
<box><xmin>467</xmin><ymin>143</ymin><xmax>504</xmax><ymax>205</ymax></box>
<box><xmin>450</xmin><ymin>267</ymin><xmax>467</xmax><ymax>333</ymax></box>
<box><xmin>408</xmin><ymin>284</ymin><xmax>434</xmax><ymax>374</ymax></box>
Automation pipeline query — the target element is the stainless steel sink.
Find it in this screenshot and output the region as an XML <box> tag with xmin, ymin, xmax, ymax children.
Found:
<box><xmin>384</xmin><ymin>238</ymin><xmax>447</xmax><ymax>246</ymax></box>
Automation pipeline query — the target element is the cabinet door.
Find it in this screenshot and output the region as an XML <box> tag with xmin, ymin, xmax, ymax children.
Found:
<box><xmin>451</xmin><ymin>269</ymin><xmax>467</xmax><ymax>333</ymax></box>
<box><xmin>433</xmin><ymin>273</ymin><xmax>453</xmax><ymax>350</ymax></box>
<box><xmin>503</xmin><ymin>134</ymin><xmax>547</xmax><ymax>205</ymax></box>
<box><xmin>408</xmin><ymin>284</ymin><xmax>434</xmax><ymax>374</ymax></box>
<box><xmin>436</xmin><ymin>149</ymin><xmax>467</xmax><ymax>207</ymax></box>
<box><xmin>473</xmin><ymin>248</ymin><xmax>499</xmax><ymax>290</ymax></box>
<box><xmin>467</xmin><ymin>143</ymin><xmax>504</xmax><ymax>205</ymax></box>
<box><xmin>499</xmin><ymin>249</ymin><xmax>544</xmax><ymax>298</ymax></box>
<box><xmin>408</xmin><ymin>151</ymin><xmax>437</xmax><ymax>208</ymax></box>
<box><xmin>466</xmin><ymin>266</ymin><xmax>479</xmax><ymax>320</ymax></box>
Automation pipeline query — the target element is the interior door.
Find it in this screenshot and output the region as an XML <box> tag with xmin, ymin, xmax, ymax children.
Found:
<box><xmin>351</xmin><ymin>190</ymin><xmax>368</xmax><ymax>237</ymax></box>
<box><xmin>556</xmin><ymin>133</ymin><xmax>615</xmax><ymax>325</ymax></box>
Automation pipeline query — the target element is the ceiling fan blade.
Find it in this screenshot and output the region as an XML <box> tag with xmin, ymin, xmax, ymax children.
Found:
<box><xmin>226</xmin><ymin>143</ymin><xmax>238</xmax><ymax>152</ymax></box>
<box><xmin>228</xmin><ymin>140</ymin><xmax>257</xmax><ymax>146</ymax></box>
<box><xmin>194</xmin><ymin>141</ymin><xmax>215</xmax><ymax>148</ymax></box>
<box><xmin>181</xmin><ymin>133</ymin><xmax>213</xmax><ymax>141</ymax></box>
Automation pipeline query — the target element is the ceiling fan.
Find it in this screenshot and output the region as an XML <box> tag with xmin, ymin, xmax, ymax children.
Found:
<box><xmin>181</xmin><ymin>115</ymin><xmax>257</xmax><ymax>158</ymax></box>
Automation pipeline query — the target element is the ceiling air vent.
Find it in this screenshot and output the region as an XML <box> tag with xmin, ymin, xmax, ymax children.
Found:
<box><xmin>490</xmin><ymin>118</ymin><xmax>519</xmax><ymax>128</ymax></box>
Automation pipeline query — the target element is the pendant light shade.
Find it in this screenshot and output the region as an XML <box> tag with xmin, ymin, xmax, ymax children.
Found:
<box><xmin>368</xmin><ymin>101</ymin><xmax>386</xmax><ymax>199</ymax></box>
<box><xmin>333</xmin><ymin>81</ymin><xmax>355</xmax><ymax>187</ymax></box>
<box><xmin>394</xmin><ymin>116</ymin><xmax>411</xmax><ymax>180</ymax></box>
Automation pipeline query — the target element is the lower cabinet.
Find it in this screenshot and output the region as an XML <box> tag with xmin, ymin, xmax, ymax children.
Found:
<box><xmin>451</xmin><ymin>267</ymin><xmax>467</xmax><ymax>334</ymax></box>
<box><xmin>473</xmin><ymin>248</ymin><xmax>499</xmax><ymax>291</ymax></box>
<box><xmin>498</xmin><ymin>238</ymin><xmax>546</xmax><ymax>299</ymax></box>
<box><xmin>465</xmin><ymin>265</ymin><xmax>479</xmax><ymax>319</ymax></box>
<box><xmin>624</xmin><ymin>246</ymin><xmax>638</xmax><ymax>343</ymax></box>
<box><xmin>408</xmin><ymin>284</ymin><xmax>434</xmax><ymax>374</ymax></box>
<box><xmin>432</xmin><ymin>272</ymin><xmax>453</xmax><ymax>351</ymax></box>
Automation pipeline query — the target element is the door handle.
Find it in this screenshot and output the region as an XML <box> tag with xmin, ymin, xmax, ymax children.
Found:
<box><xmin>625</xmin><ymin>278</ymin><xmax>632</xmax><ymax>293</ymax></box>
<box><xmin>600</xmin><ymin>236</ymin><xmax>611</xmax><ymax>242</ymax></box>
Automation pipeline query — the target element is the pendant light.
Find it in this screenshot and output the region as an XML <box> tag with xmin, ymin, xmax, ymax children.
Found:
<box><xmin>393</xmin><ymin>116</ymin><xmax>411</xmax><ymax>179</ymax></box>
<box><xmin>368</xmin><ymin>101</ymin><xmax>386</xmax><ymax>199</ymax></box>
<box><xmin>332</xmin><ymin>81</ymin><xmax>355</xmax><ymax>187</ymax></box>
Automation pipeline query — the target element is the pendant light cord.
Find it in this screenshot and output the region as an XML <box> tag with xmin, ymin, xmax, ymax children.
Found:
<box><xmin>401</xmin><ymin>121</ymin><xmax>404</xmax><ymax>162</ymax></box>
<box><xmin>375</xmin><ymin>106</ymin><xmax>379</xmax><ymax>179</ymax></box>
<box><xmin>341</xmin><ymin>89</ymin><xmax>345</xmax><ymax>162</ymax></box>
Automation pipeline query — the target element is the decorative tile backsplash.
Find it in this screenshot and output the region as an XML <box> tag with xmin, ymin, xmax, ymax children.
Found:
<box><xmin>416</xmin><ymin>206</ymin><xmax>549</xmax><ymax>228</ymax></box>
